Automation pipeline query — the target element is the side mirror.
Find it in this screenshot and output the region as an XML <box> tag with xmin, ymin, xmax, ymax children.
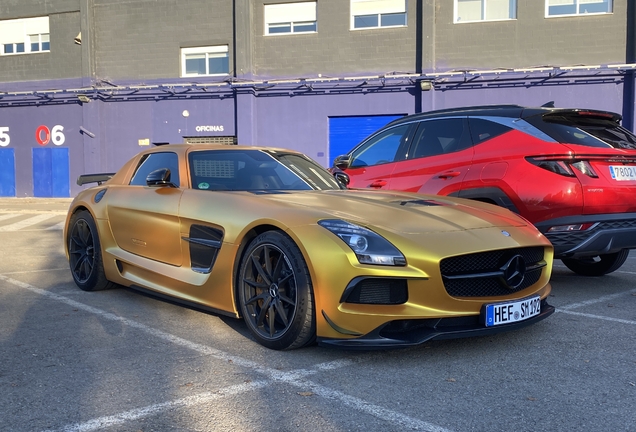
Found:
<box><xmin>146</xmin><ymin>168</ymin><xmax>176</xmax><ymax>187</ymax></box>
<box><xmin>333</xmin><ymin>155</ymin><xmax>351</xmax><ymax>170</ymax></box>
<box><xmin>333</xmin><ymin>170</ymin><xmax>350</xmax><ymax>187</ymax></box>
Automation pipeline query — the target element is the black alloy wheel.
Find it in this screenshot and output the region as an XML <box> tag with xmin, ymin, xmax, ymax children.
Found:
<box><xmin>561</xmin><ymin>249</ymin><xmax>630</xmax><ymax>276</ymax></box>
<box><xmin>238</xmin><ymin>231</ymin><xmax>315</xmax><ymax>350</ymax></box>
<box><xmin>68</xmin><ymin>210</ymin><xmax>115</xmax><ymax>291</ymax></box>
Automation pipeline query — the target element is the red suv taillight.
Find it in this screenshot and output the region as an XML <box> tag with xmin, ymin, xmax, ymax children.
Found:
<box><xmin>525</xmin><ymin>156</ymin><xmax>598</xmax><ymax>178</ymax></box>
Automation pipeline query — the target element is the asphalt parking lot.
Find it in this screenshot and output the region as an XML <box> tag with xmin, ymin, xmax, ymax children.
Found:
<box><xmin>0</xmin><ymin>198</ymin><xmax>634</xmax><ymax>432</ymax></box>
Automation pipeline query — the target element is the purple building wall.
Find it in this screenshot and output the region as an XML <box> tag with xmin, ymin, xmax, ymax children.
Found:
<box><xmin>252</xmin><ymin>90</ymin><xmax>414</xmax><ymax>165</ymax></box>
<box><xmin>0</xmin><ymin>74</ymin><xmax>629</xmax><ymax>197</ymax></box>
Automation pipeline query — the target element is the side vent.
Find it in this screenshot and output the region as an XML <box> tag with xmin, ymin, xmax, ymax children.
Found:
<box><xmin>183</xmin><ymin>225</ymin><xmax>224</xmax><ymax>274</ymax></box>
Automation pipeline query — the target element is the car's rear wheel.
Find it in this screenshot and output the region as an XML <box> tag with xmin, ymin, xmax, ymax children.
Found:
<box><xmin>68</xmin><ymin>210</ymin><xmax>115</xmax><ymax>291</ymax></box>
<box><xmin>238</xmin><ymin>231</ymin><xmax>315</xmax><ymax>350</ymax></box>
<box><xmin>561</xmin><ymin>249</ymin><xmax>629</xmax><ymax>276</ymax></box>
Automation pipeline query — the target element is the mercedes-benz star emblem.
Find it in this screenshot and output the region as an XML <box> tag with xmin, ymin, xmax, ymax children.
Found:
<box><xmin>500</xmin><ymin>254</ymin><xmax>526</xmax><ymax>289</ymax></box>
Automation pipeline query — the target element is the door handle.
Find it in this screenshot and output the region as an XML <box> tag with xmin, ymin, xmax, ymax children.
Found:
<box><xmin>369</xmin><ymin>180</ymin><xmax>387</xmax><ymax>188</ymax></box>
<box><xmin>436</xmin><ymin>171</ymin><xmax>461</xmax><ymax>180</ymax></box>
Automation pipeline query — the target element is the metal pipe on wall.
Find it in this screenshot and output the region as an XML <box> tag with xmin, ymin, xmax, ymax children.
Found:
<box><xmin>623</xmin><ymin>0</ymin><xmax>636</xmax><ymax>131</ymax></box>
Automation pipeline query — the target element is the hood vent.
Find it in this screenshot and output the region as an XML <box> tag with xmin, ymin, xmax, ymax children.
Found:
<box><xmin>397</xmin><ymin>199</ymin><xmax>443</xmax><ymax>207</ymax></box>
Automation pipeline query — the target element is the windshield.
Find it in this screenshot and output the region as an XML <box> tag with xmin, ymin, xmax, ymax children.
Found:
<box><xmin>188</xmin><ymin>149</ymin><xmax>344</xmax><ymax>191</ymax></box>
<box><xmin>525</xmin><ymin>114</ymin><xmax>636</xmax><ymax>150</ymax></box>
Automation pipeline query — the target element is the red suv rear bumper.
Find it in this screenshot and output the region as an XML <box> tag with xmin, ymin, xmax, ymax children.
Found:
<box><xmin>534</xmin><ymin>213</ymin><xmax>636</xmax><ymax>258</ymax></box>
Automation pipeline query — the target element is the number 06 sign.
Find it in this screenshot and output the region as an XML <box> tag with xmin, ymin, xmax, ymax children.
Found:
<box><xmin>36</xmin><ymin>125</ymin><xmax>66</xmax><ymax>146</ymax></box>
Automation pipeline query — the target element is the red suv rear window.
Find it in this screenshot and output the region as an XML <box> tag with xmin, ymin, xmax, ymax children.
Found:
<box><xmin>525</xmin><ymin>113</ymin><xmax>636</xmax><ymax>150</ymax></box>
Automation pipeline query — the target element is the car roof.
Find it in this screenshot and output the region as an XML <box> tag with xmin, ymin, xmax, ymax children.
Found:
<box><xmin>384</xmin><ymin>104</ymin><xmax>622</xmax><ymax>126</ymax></box>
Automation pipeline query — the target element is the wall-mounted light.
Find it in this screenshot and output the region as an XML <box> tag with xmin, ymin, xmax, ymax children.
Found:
<box><xmin>74</xmin><ymin>32</ymin><xmax>82</xmax><ymax>45</ymax></box>
<box><xmin>77</xmin><ymin>94</ymin><xmax>91</xmax><ymax>103</ymax></box>
<box><xmin>419</xmin><ymin>80</ymin><xmax>433</xmax><ymax>91</ymax></box>
<box><xmin>79</xmin><ymin>126</ymin><xmax>96</xmax><ymax>138</ymax></box>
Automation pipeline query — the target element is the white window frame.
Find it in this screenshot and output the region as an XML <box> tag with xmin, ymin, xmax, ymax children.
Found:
<box><xmin>264</xmin><ymin>2</ymin><xmax>317</xmax><ymax>36</ymax></box>
<box><xmin>350</xmin><ymin>0</ymin><xmax>407</xmax><ymax>30</ymax></box>
<box><xmin>180</xmin><ymin>46</ymin><xmax>230</xmax><ymax>78</ymax></box>
<box><xmin>545</xmin><ymin>0</ymin><xmax>613</xmax><ymax>18</ymax></box>
<box><xmin>29</xmin><ymin>33</ymin><xmax>50</xmax><ymax>52</ymax></box>
<box><xmin>0</xmin><ymin>17</ymin><xmax>50</xmax><ymax>55</ymax></box>
<box><xmin>454</xmin><ymin>0</ymin><xmax>517</xmax><ymax>23</ymax></box>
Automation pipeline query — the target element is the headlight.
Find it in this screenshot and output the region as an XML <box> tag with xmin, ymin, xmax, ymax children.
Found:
<box><xmin>318</xmin><ymin>219</ymin><xmax>406</xmax><ymax>266</ymax></box>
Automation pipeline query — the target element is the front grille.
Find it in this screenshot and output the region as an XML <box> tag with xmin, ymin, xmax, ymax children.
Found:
<box><xmin>343</xmin><ymin>278</ymin><xmax>408</xmax><ymax>305</ymax></box>
<box><xmin>440</xmin><ymin>247</ymin><xmax>545</xmax><ymax>297</ymax></box>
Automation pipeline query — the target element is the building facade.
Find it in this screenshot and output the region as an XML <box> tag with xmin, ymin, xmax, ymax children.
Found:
<box><xmin>0</xmin><ymin>0</ymin><xmax>634</xmax><ymax>197</ymax></box>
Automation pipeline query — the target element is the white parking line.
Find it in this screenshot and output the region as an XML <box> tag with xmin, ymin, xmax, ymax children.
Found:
<box><xmin>0</xmin><ymin>274</ymin><xmax>451</xmax><ymax>432</ymax></box>
<box><xmin>0</xmin><ymin>213</ymin><xmax>20</xmax><ymax>221</ymax></box>
<box><xmin>56</xmin><ymin>380</ymin><xmax>271</xmax><ymax>432</ymax></box>
<box><xmin>558</xmin><ymin>310</ymin><xmax>636</xmax><ymax>325</ymax></box>
<box><xmin>46</xmin><ymin>221</ymin><xmax>66</xmax><ymax>231</ymax></box>
<box><xmin>558</xmin><ymin>288</ymin><xmax>636</xmax><ymax>311</ymax></box>
<box><xmin>616</xmin><ymin>270</ymin><xmax>636</xmax><ymax>275</ymax></box>
<box><xmin>0</xmin><ymin>214</ymin><xmax>57</xmax><ymax>231</ymax></box>
<box><xmin>555</xmin><ymin>287</ymin><xmax>636</xmax><ymax>325</ymax></box>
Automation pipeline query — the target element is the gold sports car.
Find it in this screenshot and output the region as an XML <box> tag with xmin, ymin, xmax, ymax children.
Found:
<box><xmin>64</xmin><ymin>144</ymin><xmax>554</xmax><ymax>350</ymax></box>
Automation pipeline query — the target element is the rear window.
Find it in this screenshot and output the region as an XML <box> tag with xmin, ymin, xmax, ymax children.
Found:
<box><xmin>525</xmin><ymin>114</ymin><xmax>636</xmax><ymax>150</ymax></box>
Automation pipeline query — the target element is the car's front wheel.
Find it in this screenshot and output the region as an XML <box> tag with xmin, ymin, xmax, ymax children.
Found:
<box><xmin>238</xmin><ymin>231</ymin><xmax>315</xmax><ymax>350</ymax></box>
<box><xmin>561</xmin><ymin>249</ymin><xmax>629</xmax><ymax>276</ymax></box>
<box><xmin>67</xmin><ymin>210</ymin><xmax>116</xmax><ymax>291</ymax></box>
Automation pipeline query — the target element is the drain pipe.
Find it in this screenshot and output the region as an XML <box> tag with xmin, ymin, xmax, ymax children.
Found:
<box><xmin>623</xmin><ymin>0</ymin><xmax>636</xmax><ymax>131</ymax></box>
<box><xmin>414</xmin><ymin>0</ymin><xmax>423</xmax><ymax>113</ymax></box>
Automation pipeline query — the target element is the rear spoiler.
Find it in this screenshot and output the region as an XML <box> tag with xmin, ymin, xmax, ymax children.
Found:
<box><xmin>542</xmin><ymin>109</ymin><xmax>622</xmax><ymax>123</ymax></box>
<box><xmin>77</xmin><ymin>173</ymin><xmax>116</xmax><ymax>186</ymax></box>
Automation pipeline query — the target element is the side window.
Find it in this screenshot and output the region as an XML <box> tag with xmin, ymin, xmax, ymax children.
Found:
<box><xmin>468</xmin><ymin>118</ymin><xmax>513</xmax><ymax>144</ymax></box>
<box><xmin>130</xmin><ymin>152</ymin><xmax>180</xmax><ymax>187</ymax></box>
<box><xmin>408</xmin><ymin>118</ymin><xmax>472</xmax><ymax>159</ymax></box>
<box><xmin>350</xmin><ymin>124</ymin><xmax>411</xmax><ymax>168</ymax></box>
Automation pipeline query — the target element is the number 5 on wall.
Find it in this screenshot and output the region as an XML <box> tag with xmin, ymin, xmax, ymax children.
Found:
<box><xmin>0</xmin><ymin>127</ymin><xmax>10</xmax><ymax>147</ymax></box>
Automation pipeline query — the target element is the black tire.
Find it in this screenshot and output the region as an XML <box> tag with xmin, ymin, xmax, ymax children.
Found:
<box><xmin>67</xmin><ymin>210</ymin><xmax>116</xmax><ymax>291</ymax></box>
<box><xmin>238</xmin><ymin>231</ymin><xmax>315</xmax><ymax>350</ymax></box>
<box><xmin>561</xmin><ymin>249</ymin><xmax>629</xmax><ymax>276</ymax></box>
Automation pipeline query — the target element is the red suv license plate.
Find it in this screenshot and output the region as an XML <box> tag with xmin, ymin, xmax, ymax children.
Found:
<box><xmin>609</xmin><ymin>166</ymin><xmax>636</xmax><ymax>181</ymax></box>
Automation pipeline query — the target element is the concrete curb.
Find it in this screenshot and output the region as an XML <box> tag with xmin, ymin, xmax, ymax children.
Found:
<box><xmin>0</xmin><ymin>198</ymin><xmax>73</xmax><ymax>214</ymax></box>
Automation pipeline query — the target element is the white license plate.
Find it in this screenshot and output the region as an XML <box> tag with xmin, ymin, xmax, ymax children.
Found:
<box><xmin>485</xmin><ymin>296</ymin><xmax>541</xmax><ymax>327</ymax></box>
<box><xmin>609</xmin><ymin>165</ymin><xmax>636</xmax><ymax>181</ymax></box>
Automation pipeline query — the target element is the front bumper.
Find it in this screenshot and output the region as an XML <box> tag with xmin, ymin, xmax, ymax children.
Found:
<box><xmin>317</xmin><ymin>299</ymin><xmax>554</xmax><ymax>350</ymax></box>
<box><xmin>535</xmin><ymin>213</ymin><xmax>636</xmax><ymax>258</ymax></box>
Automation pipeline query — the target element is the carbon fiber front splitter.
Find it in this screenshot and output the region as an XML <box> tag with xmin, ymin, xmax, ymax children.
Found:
<box><xmin>317</xmin><ymin>299</ymin><xmax>554</xmax><ymax>350</ymax></box>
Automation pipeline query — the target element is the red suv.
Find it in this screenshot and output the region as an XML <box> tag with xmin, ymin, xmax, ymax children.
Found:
<box><xmin>333</xmin><ymin>105</ymin><xmax>636</xmax><ymax>276</ymax></box>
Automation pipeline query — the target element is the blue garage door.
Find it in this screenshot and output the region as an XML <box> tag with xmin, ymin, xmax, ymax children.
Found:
<box><xmin>33</xmin><ymin>147</ymin><xmax>70</xmax><ymax>197</ymax></box>
<box><xmin>328</xmin><ymin>115</ymin><xmax>403</xmax><ymax>166</ymax></box>
<box><xmin>0</xmin><ymin>148</ymin><xmax>16</xmax><ymax>197</ymax></box>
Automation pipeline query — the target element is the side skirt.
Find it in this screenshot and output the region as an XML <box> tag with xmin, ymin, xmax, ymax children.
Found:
<box><xmin>128</xmin><ymin>284</ymin><xmax>239</xmax><ymax>319</ymax></box>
